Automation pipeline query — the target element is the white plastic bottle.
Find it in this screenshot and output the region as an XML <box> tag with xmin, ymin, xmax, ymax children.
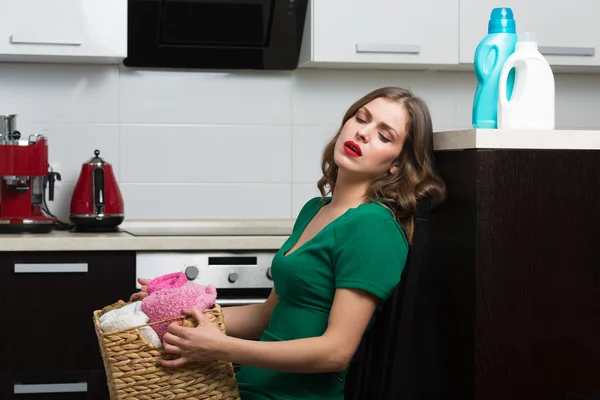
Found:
<box><xmin>497</xmin><ymin>32</ymin><xmax>555</xmax><ymax>130</ymax></box>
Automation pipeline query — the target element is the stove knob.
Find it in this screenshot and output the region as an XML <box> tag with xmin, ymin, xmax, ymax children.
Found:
<box><xmin>266</xmin><ymin>267</ymin><xmax>272</xmax><ymax>280</ymax></box>
<box><xmin>228</xmin><ymin>272</ymin><xmax>239</xmax><ymax>283</ymax></box>
<box><xmin>185</xmin><ymin>266</ymin><xmax>199</xmax><ymax>280</ymax></box>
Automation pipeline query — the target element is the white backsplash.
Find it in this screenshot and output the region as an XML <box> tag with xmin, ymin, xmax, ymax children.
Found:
<box><xmin>1</xmin><ymin>63</ymin><xmax>599</xmax><ymax>221</ymax></box>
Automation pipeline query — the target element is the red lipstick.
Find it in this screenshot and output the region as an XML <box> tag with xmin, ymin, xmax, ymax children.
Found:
<box><xmin>343</xmin><ymin>140</ymin><xmax>362</xmax><ymax>157</ymax></box>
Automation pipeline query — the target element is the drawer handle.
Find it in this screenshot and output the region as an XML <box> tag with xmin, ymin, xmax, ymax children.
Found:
<box><xmin>10</xmin><ymin>34</ymin><xmax>82</xmax><ymax>46</ymax></box>
<box><xmin>355</xmin><ymin>43</ymin><xmax>421</xmax><ymax>54</ymax></box>
<box><xmin>14</xmin><ymin>382</ymin><xmax>88</xmax><ymax>394</ymax></box>
<box><xmin>538</xmin><ymin>46</ymin><xmax>595</xmax><ymax>56</ymax></box>
<box><xmin>218</xmin><ymin>298</ymin><xmax>267</xmax><ymax>306</ymax></box>
<box><xmin>14</xmin><ymin>263</ymin><xmax>88</xmax><ymax>274</ymax></box>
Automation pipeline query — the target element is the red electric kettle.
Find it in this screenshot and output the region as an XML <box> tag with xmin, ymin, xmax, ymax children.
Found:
<box><xmin>69</xmin><ymin>149</ymin><xmax>124</xmax><ymax>232</ymax></box>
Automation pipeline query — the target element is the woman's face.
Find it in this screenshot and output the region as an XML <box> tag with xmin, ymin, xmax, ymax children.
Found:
<box><xmin>334</xmin><ymin>97</ymin><xmax>408</xmax><ymax>178</ymax></box>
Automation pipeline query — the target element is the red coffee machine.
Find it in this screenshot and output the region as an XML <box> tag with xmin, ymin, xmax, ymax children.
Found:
<box><xmin>69</xmin><ymin>149</ymin><xmax>124</xmax><ymax>232</ymax></box>
<box><xmin>0</xmin><ymin>114</ymin><xmax>61</xmax><ymax>234</ymax></box>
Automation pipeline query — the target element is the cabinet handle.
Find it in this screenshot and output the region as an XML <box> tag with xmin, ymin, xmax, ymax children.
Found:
<box><xmin>14</xmin><ymin>382</ymin><xmax>88</xmax><ymax>394</ymax></box>
<box><xmin>14</xmin><ymin>263</ymin><xmax>88</xmax><ymax>273</ymax></box>
<box><xmin>355</xmin><ymin>43</ymin><xmax>421</xmax><ymax>54</ymax></box>
<box><xmin>10</xmin><ymin>34</ymin><xmax>82</xmax><ymax>46</ymax></box>
<box><xmin>538</xmin><ymin>46</ymin><xmax>595</xmax><ymax>56</ymax></box>
<box><xmin>218</xmin><ymin>298</ymin><xmax>267</xmax><ymax>306</ymax></box>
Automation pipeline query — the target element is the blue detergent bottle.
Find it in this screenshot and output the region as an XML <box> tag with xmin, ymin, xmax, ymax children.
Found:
<box><xmin>472</xmin><ymin>7</ymin><xmax>518</xmax><ymax>128</ymax></box>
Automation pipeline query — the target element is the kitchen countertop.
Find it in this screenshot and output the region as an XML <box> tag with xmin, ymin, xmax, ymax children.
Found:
<box><xmin>0</xmin><ymin>219</ymin><xmax>295</xmax><ymax>252</ymax></box>
<box><xmin>434</xmin><ymin>129</ymin><xmax>600</xmax><ymax>150</ymax></box>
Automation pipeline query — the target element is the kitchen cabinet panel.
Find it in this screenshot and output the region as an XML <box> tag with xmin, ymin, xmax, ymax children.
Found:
<box><xmin>0</xmin><ymin>0</ymin><xmax>126</xmax><ymax>64</ymax></box>
<box><xmin>425</xmin><ymin>148</ymin><xmax>600</xmax><ymax>399</ymax></box>
<box><xmin>298</xmin><ymin>0</ymin><xmax>459</xmax><ymax>69</ymax></box>
<box><xmin>459</xmin><ymin>1</ymin><xmax>600</xmax><ymax>67</ymax></box>
<box><xmin>3</xmin><ymin>251</ymin><xmax>136</xmax><ymax>375</ymax></box>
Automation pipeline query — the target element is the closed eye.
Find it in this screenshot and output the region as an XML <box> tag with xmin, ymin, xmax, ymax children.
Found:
<box><xmin>379</xmin><ymin>133</ymin><xmax>391</xmax><ymax>143</ymax></box>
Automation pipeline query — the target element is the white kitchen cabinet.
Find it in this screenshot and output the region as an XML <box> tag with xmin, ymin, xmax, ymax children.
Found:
<box><xmin>460</xmin><ymin>1</ymin><xmax>600</xmax><ymax>68</ymax></box>
<box><xmin>298</xmin><ymin>0</ymin><xmax>459</xmax><ymax>69</ymax></box>
<box><xmin>0</xmin><ymin>0</ymin><xmax>126</xmax><ymax>64</ymax></box>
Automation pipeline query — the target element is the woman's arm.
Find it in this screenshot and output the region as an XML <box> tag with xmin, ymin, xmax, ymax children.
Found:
<box><xmin>221</xmin><ymin>287</ymin><xmax>279</xmax><ymax>340</ymax></box>
<box><xmin>221</xmin><ymin>288</ymin><xmax>377</xmax><ymax>373</ymax></box>
<box><xmin>160</xmin><ymin>287</ymin><xmax>378</xmax><ymax>374</ymax></box>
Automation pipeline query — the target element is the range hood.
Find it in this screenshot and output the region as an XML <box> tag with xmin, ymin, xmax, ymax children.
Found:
<box><xmin>124</xmin><ymin>0</ymin><xmax>309</xmax><ymax>70</ymax></box>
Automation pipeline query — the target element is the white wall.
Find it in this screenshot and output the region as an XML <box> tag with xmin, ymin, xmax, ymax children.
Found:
<box><xmin>2</xmin><ymin>63</ymin><xmax>599</xmax><ymax>222</ymax></box>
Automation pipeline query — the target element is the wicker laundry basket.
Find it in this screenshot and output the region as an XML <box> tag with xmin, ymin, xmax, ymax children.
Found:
<box><xmin>93</xmin><ymin>300</ymin><xmax>241</xmax><ymax>400</ymax></box>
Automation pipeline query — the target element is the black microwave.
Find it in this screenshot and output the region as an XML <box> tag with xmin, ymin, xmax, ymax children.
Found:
<box><xmin>123</xmin><ymin>0</ymin><xmax>309</xmax><ymax>70</ymax></box>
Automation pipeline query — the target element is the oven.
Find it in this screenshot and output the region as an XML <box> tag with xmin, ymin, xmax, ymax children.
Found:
<box><xmin>135</xmin><ymin>251</ymin><xmax>275</xmax><ymax>307</ymax></box>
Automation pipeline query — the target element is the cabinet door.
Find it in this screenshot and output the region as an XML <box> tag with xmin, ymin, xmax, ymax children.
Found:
<box><xmin>0</xmin><ymin>0</ymin><xmax>126</xmax><ymax>63</ymax></box>
<box><xmin>459</xmin><ymin>1</ymin><xmax>600</xmax><ymax>67</ymax></box>
<box><xmin>5</xmin><ymin>251</ymin><xmax>136</xmax><ymax>374</ymax></box>
<box><xmin>303</xmin><ymin>0</ymin><xmax>459</xmax><ymax>67</ymax></box>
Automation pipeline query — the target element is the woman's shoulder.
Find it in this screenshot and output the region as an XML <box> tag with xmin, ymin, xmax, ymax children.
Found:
<box><xmin>341</xmin><ymin>202</ymin><xmax>409</xmax><ymax>246</ymax></box>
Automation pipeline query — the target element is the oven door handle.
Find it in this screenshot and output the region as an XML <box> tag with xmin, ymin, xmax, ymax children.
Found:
<box><xmin>217</xmin><ymin>298</ymin><xmax>267</xmax><ymax>306</ymax></box>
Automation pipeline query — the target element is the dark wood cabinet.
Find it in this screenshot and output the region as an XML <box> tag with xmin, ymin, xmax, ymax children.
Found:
<box><xmin>424</xmin><ymin>149</ymin><xmax>600</xmax><ymax>400</ymax></box>
<box><xmin>0</xmin><ymin>251</ymin><xmax>136</xmax><ymax>399</ymax></box>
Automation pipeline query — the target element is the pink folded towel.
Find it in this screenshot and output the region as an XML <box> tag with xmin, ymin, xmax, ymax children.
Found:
<box><xmin>147</xmin><ymin>272</ymin><xmax>188</xmax><ymax>294</ymax></box>
<box><xmin>141</xmin><ymin>281</ymin><xmax>217</xmax><ymax>341</ymax></box>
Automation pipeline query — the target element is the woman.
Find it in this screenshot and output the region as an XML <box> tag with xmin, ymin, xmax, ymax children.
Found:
<box><xmin>131</xmin><ymin>86</ymin><xmax>446</xmax><ymax>400</ymax></box>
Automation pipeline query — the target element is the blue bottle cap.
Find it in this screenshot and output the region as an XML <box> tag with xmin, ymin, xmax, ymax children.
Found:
<box><xmin>488</xmin><ymin>7</ymin><xmax>516</xmax><ymax>34</ymax></box>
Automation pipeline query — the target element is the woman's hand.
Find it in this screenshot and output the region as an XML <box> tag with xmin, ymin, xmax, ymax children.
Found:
<box><xmin>117</xmin><ymin>278</ymin><xmax>151</xmax><ymax>305</ymax></box>
<box><xmin>159</xmin><ymin>307</ymin><xmax>228</xmax><ymax>368</ymax></box>
<box><xmin>131</xmin><ymin>277</ymin><xmax>151</xmax><ymax>301</ymax></box>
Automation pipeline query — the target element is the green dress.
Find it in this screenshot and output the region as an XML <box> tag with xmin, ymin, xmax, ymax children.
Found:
<box><xmin>235</xmin><ymin>196</ymin><xmax>409</xmax><ymax>400</ymax></box>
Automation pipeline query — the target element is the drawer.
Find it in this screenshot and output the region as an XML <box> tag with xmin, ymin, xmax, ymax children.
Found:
<box><xmin>3</xmin><ymin>251</ymin><xmax>136</xmax><ymax>374</ymax></box>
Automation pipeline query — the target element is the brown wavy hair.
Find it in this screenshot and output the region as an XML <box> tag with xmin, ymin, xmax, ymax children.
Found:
<box><xmin>317</xmin><ymin>87</ymin><xmax>446</xmax><ymax>244</ymax></box>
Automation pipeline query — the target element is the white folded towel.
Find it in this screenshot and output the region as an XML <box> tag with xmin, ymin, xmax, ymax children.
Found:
<box><xmin>100</xmin><ymin>302</ymin><xmax>162</xmax><ymax>347</ymax></box>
